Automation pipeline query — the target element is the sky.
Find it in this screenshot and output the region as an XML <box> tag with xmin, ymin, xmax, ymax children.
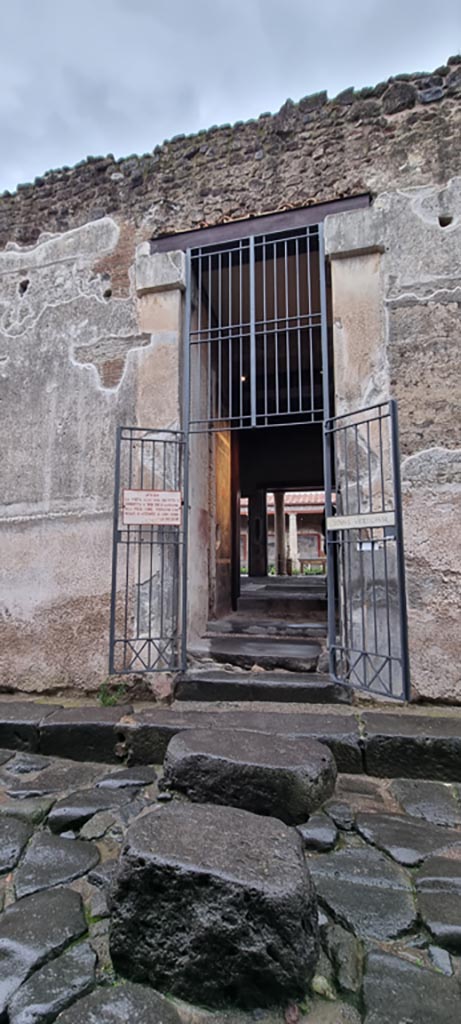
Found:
<box><xmin>0</xmin><ymin>0</ymin><xmax>460</xmax><ymax>193</ymax></box>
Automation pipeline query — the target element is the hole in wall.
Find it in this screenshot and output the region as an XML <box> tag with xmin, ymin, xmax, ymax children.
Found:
<box><xmin>103</xmin><ymin>288</ymin><xmax>112</xmax><ymax>300</ymax></box>
<box><xmin>438</xmin><ymin>215</ymin><xmax>453</xmax><ymax>228</ymax></box>
<box><xmin>18</xmin><ymin>279</ymin><xmax>29</xmax><ymax>296</ymax></box>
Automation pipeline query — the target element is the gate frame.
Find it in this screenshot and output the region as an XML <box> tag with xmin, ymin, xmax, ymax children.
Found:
<box><xmin>323</xmin><ymin>399</ymin><xmax>411</xmax><ymax>701</ymax></box>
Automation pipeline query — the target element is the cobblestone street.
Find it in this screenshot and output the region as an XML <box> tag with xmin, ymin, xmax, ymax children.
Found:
<box><xmin>1</xmin><ymin>715</ymin><xmax>461</xmax><ymax>1023</ymax></box>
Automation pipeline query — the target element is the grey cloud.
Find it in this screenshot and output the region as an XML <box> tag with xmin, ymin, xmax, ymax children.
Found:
<box><xmin>0</xmin><ymin>0</ymin><xmax>460</xmax><ymax>192</ymax></box>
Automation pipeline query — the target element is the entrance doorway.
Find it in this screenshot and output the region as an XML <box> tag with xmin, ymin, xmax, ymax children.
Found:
<box><xmin>184</xmin><ymin>218</ymin><xmax>331</xmax><ymax>649</ymax></box>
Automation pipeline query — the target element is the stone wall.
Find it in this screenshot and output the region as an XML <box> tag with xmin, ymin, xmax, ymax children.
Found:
<box><xmin>325</xmin><ymin>178</ymin><xmax>461</xmax><ymax>703</ymax></box>
<box><xmin>1</xmin><ymin>58</ymin><xmax>461</xmax><ymax>699</ymax></box>
<box><xmin>1</xmin><ymin>59</ymin><xmax>461</xmax><ymax>250</ymax></box>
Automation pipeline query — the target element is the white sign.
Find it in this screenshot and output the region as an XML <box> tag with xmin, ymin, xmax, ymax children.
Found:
<box><xmin>122</xmin><ymin>489</ymin><xmax>182</xmax><ymax>526</ymax></box>
<box><xmin>326</xmin><ymin>512</ymin><xmax>395</xmax><ymax>532</ymax></box>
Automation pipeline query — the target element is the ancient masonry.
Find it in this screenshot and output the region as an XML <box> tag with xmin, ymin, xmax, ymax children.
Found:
<box><xmin>0</xmin><ymin>58</ymin><xmax>461</xmax><ymax>700</ymax></box>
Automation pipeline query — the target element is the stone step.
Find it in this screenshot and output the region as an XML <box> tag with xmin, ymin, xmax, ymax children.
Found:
<box><xmin>205</xmin><ymin>616</ymin><xmax>327</xmax><ymax>639</ymax></box>
<box><xmin>188</xmin><ymin>635</ymin><xmax>322</xmax><ymax>672</ymax></box>
<box><xmin>175</xmin><ymin>670</ymin><xmax>351</xmax><ymax>704</ymax></box>
<box><xmin>237</xmin><ymin>593</ymin><xmax>327</xmax><ymax>617</ymax></box>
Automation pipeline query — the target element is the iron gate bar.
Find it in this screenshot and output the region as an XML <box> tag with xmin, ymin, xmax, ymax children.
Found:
<box><xmin>323</xmin><ymin>399</ymin><xmax>410</xmax><ymax>701</ymax></box>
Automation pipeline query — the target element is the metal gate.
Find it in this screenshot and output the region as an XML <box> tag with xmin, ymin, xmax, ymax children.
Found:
<box><xmin>185</xmin><ymin>222</ymin><xmax>330</xmax><ymax>432</ymax></box>
<box><xmin>323</xmin><ymin>400</ymin><xmax>410</xmax><ymax>700</ymax></box>
<box><xmin>109</xmin><ymin>427</ymin><xmax>185</xmax><ymax>674</ymax></box>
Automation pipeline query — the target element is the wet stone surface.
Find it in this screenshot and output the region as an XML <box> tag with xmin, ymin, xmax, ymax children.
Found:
<box><xmin>0</xmin><ymin>746</ymin><xmax>461</xmax><ymax>1021</ymax></box>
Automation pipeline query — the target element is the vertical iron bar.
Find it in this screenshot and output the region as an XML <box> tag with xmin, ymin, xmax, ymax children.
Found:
<box><xmin>249</xmin><ymin>235</ymin><xmax>257</xmax><ymax>426</ymax></box>
<box><xmin>390</xmin><ymin>399</ymin><xmax>411</xmax><ymax>700</ymax></box>
<box><xmin>295</xmin><ymin>237</ymin><xmax>302</xmax><ymax>411</ymax></box>
<box><xmin>228</xmin><ymin>250</ymin><xmax>232</xmax><ymax>421</ymax></box>
<box><xmin>180</xmin><ymin>251</ymin><xmax>192</xmax><ymax>671</ymax></box>
<box><xmin>320</xmin><ymin>223</ymin><xmax>336</xmax><ymax>676</ymax></box>
<box><xmin>108</xmin><ymin>426</ymin><xmax>122</xmax><ymax>675</ymax></box>
<box><xmin>284</xmin><ymin>239</ymin><xmax>290</xmax><ymax>415</ymax></box>
<box><xmin>263</xmin><ymin>238</ymin><xmax>268</xmax><ymax>423</ymax></box>
<box><xmin>273</xmin><ymin>241</ymin><xmax>279</xmax><ymax>415</ymax></box>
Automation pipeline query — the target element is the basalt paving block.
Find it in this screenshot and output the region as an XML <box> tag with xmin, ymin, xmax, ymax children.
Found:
<box><xmin>14</xmin><ymin>832</ymin><xmax>100</xmax><ymax>897</ymax></box>
<box><xmin>8</xmin><ymin>942</ymin><xmax>96</xmax><ymax>1024</ymax></box>
<box><xmin>109</xmin><ymin>801</ymin><xmax>319</xmax><ymax>1008</ymax></box>
<box><xmin>0</xmin><ymin>749</ymin><xmax>14</xmax><ymax>766</ymax></box>
<box><xmin>39</xmin><ymin>706</ymin><xmax>133</xmax><ymax>763</ymax></box>
<box><xmin>54</xmin><ymin>982</ymin><xmax>183</xmax><ymax>1024</ymax></box>
<box><xmin>162</xmin><ymin>728</ymin><xmax>337</xmax><ymax>824</ymax></box>
<box><xmin>390</xmin><ymin>778</ymin><xmax>461</xmax><ymax>826</ymax></box>
<box><xmin>308</xmin><ymin>846</ymin><xmax>416</xmax><ymax>940</ymax></box>
<box><xmin>0</xmin><ymin>888</ymin><xmax>87</xmax><ymax>1015</ymax></box>
<box><xmin>0</xmin><ymin>702</ymin><xmax>61</xmax><ymax>753</ymax></box>
<box><xmin>297</xmin><ymin>812</ymin><xmax>338</xmax><ymax>851</ymax></box>
<box><xmin>5</xmin><ymin>753</ymin><xmax>50</xmax><ymax>775</ymax></box>
<box><xmin>416</xmin><ymin>853</ymin><xmax>461</xmax><ymax>951</ymax></box>
<box><xmin>362</xmin><ymin>712</ymin><xmax>461</xmax><ymax>780</ymax></box>
<box><xmin>5</xmin><ymin>760</ymin><xmax>106</xmax><ymax>797</ymax></box>
<box><xmin>122</xmin><ymin>707</ymin><xmax>362</xmax><ymax>772</ymax></box>
<box><xmin>322</xmin><ymin>922</ymin><xmax>363</xmax><ymax>995</ymax></box>
<box><xmin>96</xmin><ymin>766</ymin><xmax>157</xmax><ymax>789</ymax></box>
<box><xmin>355</xmin><ymin>811</ymin><xmax>461</xmax><ymax>866</ymax></box>
<box><xmin>0</xmin><ymin>816</ymin><xmax>33</xmax><ymax>872</ymax></box>
<box><xmin>47</xmin><ymin>786</ymin><xmax>140</xmax><ymax>833</ymax></box>
<box><xmin>0</xmin><ymin>796</ymin><xmax>54</xmax><ymax>825</ymax></box>
<box><xmin>363</xmin><ymin>950</ymin><xmax>461</xmax><ymax>1023</ymax></box>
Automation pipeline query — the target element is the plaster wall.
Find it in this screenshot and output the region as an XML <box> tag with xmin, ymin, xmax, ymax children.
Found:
<box><xmin>0</xmin><ymin>220</ymin><xmax>183</xmax><ymax>693</ymax></box>
<box><xmin>325</xmin><ymin>178</ymin><xmax>461</xmax><ymax>702</ymax></box>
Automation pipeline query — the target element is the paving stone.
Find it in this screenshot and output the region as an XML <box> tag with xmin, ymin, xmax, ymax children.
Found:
<box><xmin>0</xmin><ymin>796</ymin><xmax>54</xmax><ymax>825</ymax></box>
<box><xmin>390</xmin><ymin>778</ymin><xmax>461</xmax><ymax>826</ymax></box>
<box><xmin>79</xmin><ymin>810</ymin><xmax>117</xmax><ymax>840</ymax></box>
<box><xmin>7</xmin><ymin>942</ymin><xmax>96</xmax><ymax>1024</ymax></box>
<box><xmin>121</xmin><ymin>707</ymin><xmax>362</xmax><ymax>772</ymax></box>
<box><xmin>0</xmin><ymin>749</ymin><xmax>14</xmax><ymax>765</ymax></box>
<box><xmin>297</xmin><ymin>813</ymin><xmax>338</xmax><ymax>851</ymax></box>
<box><xmin>355</xmin><ymin>811</ymin><xmax>461</xmax><ymax>866</ymax></box>
<box><xmin>88</xmin><ymin>859</ymin><xmax>118</xmax><ymax>890</ymax></box>
<box><xmin>0</xmin><ymin>816</ymin><xmax>33</xmax><ymax>872</ymax></box>
<box><xmin>308</xmin><ymin>846</ymin><xmax>415</xmax><ymax>940</ymax></box>
<box><xmin>6</xmin><ymin>761</ymin><xmax>107</xmax><ymax>798</ymax></box>
<box><xmin>4</xmin><ymin>753</ymin><xmax>50</xmax><ymax>776</ymax></box>
<box><xmin>322</xmin><ymin>922</ymin><xmax>363</xmax><ymax>994</ymax></box>
<box><xmin>363</xmin><ymin>949</ymin><xmax>461</xmax><ymax>1023</ymax></box>
<box><xmin>54</xmin><ymin>982</ymin><xmax>183</xmax><ymax>1023</ymax></box>
<box><xmin>0</xmin><ymin>703</ymin><xmax>61</xmax><ymax>753</ymax></box>
<box><xmin>96</xmin><ymin>766</ymin><xmax>157</xmax><ymax>789</ymax></box>
<box><xmin>362</xmin><ymin>712</ymin><xmax>461</xmax><ymax>781</ymax></box>
<box><xmin>324</xmin><ymin>799</ymin><xmax>355</xmax><ymax>831</ymax></box>
<box><xmin>14</xmin><ymin>832</ymin><xmax>100</xmax><ymax>898</ymax></box>
<box><xmin>416</xmin><ymin>854</ymin><xmax>461</xmax><ymax>952</ymax></box>
<box><xmin>0</xmin><ymin>888</ymin><xmax>86</xmax><ymax>1015</ymax></box>
<box><xmin>428</xmin><ymin>945</ymin><xmax>453</xmax><ymax>975</ymax></box>
<box><xmin>47</xmin><ymin>786</ymin><xmax>140</xmax><ymax>833</ymax></box>
<box><xmin>110</xmin><ymin>801</ymin><xmax>319</xmax><ymax>1008</ymax></box>
<box><xmin>39</xmin><ymin>706</ymin><xmax>133</xmax><ymax>763</ymax></box>
<box><xmin>162</xmin><ymin>728</ymin><xmax>337</xmax><ymax>824</ymax></box>
<box><xmin>301</xmin><ymin>1003</ymin><xmax>361</xmax><ymax>1024</ymax></box>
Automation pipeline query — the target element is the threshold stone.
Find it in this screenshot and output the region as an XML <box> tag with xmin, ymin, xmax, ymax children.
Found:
<box><xmin>162</xmin><ymin>728</ymin><xmax>337</xmax><ymax>824</ymax></box>
<box><xmin>109</xmin><ymin>801</ymin><xmax>319</xmax><ymax>1008</ymax></box>
<box><xmin>54</xmin><ymin>981</ymin><xmax>183</xmax><ymax>1023</ymax></box>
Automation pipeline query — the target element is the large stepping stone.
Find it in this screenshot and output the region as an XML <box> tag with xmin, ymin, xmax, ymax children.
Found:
<box><xmin>0</xmin><ymin>817</ymin><xmax>33</xmax><ymax>872</ymax></box>
<box><xmin>7</xmin><ymin>942</ymin><xmax>96</xmax><ymax>1024</ymax></box>
<box><xmin>355</xmin><ymin>811</ymin><xmax>461</xmax><ymax>866</ymax></box>
<box><xmin>14</xmin><ymin>832</ymin><xmax>100</xmax><ymax>898</ymax></box>
<box><xmin>0</xmin><ymin>888</ymin><xmax>86</xmax><ymax>1015</ymax></box>
<box><xmin>6</xmin><ymin>761</ymin><xmax>107</xmax><ymax>798</ymax></box>
<box><xmin>109</xmin><ymin>801</ymin><xmax>319</xmax><ymax>1008</ymax></box>
<box><xmin>162</xmin><ymin>729</ymin><xmax>337</xmax><ymax>824</ymax></box>
<box><xmin>54</xmin><ymin>981</ymin><xmax>183</xmax><ymax>1023</ymax></box>
<box><xmin>416</xmin><ymin>853</ymin><xmax>461</xmax><ymax>951</ymax></box>
<box><xmin>363</xmin><ymin>950</ymin><xmax>461</xmax><ymax>1023</ymax></box>
<box><xmin>308</xmin><ymin>847</ymin><xmax>416</xmax><ymax>940</ymax></box>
